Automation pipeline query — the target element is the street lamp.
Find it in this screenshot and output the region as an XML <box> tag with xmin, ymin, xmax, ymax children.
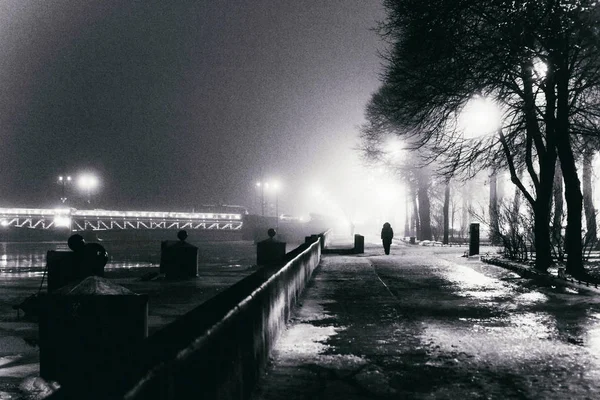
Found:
<box><xmin>271</xmin><ymin>182</ymin><xmax>280</xmax><ymax>227</ymax></box>
<box><xmin>457</xmin><ymin>95</ymin><xmax>502</xmax><ymax>139</ymax></box>
<box><xmin>257</xmin><ymin>180</ymin><xmax>281</xmax><ymax>221</ymax></box>
<box><xmin>256</xmin><ymin>182</ymin><xmax>265</xmax><ymax>216</ymax></box>
<box><xmin>78</xmin><ymin>174</ymin><xmax>99</xmax><ymax>207</ymax></box>
<box><xmin>58</xmin><ymin>175</ymin><xmax>72</xmax><ymax>204</ymax></box>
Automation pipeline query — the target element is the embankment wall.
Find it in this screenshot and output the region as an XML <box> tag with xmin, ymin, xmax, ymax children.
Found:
<box><xmin>47</xmin><ymin>234</ymin><xmax>327</xmax><ymax>400</ymax></box>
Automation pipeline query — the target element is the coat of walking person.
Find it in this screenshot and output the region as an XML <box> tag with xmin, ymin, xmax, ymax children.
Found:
<box><xmin>381</xmin><ymin>222</ymin><xmax>394</xmax><ymax>255</ymax></box>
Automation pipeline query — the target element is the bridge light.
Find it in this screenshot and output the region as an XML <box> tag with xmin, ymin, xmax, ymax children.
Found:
<box><xmin>54</xmin><ymin>216</ymin><xmax>71</xmax><ymax>228</ymax></box>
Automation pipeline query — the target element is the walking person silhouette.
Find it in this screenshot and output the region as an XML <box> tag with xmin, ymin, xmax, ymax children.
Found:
<box><xmin>381</xmin><ymin>222</ymin><xmax>394</xmax><ymax>255</ymax></box>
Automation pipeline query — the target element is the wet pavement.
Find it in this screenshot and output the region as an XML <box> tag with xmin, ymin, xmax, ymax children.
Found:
<box><xmin>253</xmin><ymin>242</ymin><xmax>600</xmax><ymax>399</ymax></box>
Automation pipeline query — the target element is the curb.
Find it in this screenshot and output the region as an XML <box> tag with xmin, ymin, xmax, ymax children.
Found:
<box><xmin>481</xmin><ymin>256</ymin><xmax>600</xmax><ymax>294</ymax></box>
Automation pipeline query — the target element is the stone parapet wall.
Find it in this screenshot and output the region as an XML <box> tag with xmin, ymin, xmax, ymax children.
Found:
<box><xmin>46</xmin><ymin>238</ymin><xmax>323</xmax><ymax>400</ymax></box>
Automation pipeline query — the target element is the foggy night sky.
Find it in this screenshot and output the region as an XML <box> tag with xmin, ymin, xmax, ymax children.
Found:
<box><xmin>0</xmin><ymin>1</ymin><xmax>385</xmax><ymax>214</ymax></box>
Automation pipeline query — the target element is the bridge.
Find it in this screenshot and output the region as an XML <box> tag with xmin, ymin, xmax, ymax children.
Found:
<box><xmin>0</xmin><ymin>207</ymin><xmax>244</xmax><ymax>231</ymax></box>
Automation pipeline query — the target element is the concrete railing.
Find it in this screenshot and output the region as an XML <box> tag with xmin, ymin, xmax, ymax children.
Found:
<box><xmin>47</xmin><ymin>238</ymin><xmax>323</xmax><ymax>400</ymax></box>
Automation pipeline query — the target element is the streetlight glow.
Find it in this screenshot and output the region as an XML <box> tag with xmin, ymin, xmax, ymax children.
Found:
<box><xmin>78</xmin><ymin>174</ymin><xmax>99</xmax><ymax>190</ymax></box>
<box><xmin>78</xmin><ymin>173</ymin><xmax>100</xmax><ymax>206</ymax></box>
<box><xmin>457</xmin><ymin>96</ymin><xmax>502</xmax><ymax>139</ymax></box>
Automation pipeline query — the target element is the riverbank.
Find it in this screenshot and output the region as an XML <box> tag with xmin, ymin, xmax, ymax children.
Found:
<box><xmin>0</xmin><ymin>239</ymin><xmax>260</xmax><ymax>399</ymax></box>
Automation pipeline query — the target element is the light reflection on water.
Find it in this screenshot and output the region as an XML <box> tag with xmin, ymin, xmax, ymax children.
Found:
<box><xmin>0</xmin><ymin>240</ymin><xmax>256</xmax><ymax>274</ymax></box>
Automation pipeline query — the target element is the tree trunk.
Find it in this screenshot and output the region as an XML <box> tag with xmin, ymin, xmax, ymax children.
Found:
<box><xmin>404</xmin><ymin>193</ymin><xmax>410</xmax><ymax>237</ymax></box>
<box><xmin>583</xmin><ymin>148</ymin><xmax>596</xmax><ymax>246</ymax></box>
<box><xmin>489</xmin><ymin>172</ymin><xmax>501</xmax><ymax>245</ymax></box>
<box><xmin>552</xmin><ymin>161</ymin><xmax>564</xmax><ymax>258</ymax></box>
<box><xmin>559</xmin><ymin>147</ymin><xmax>583</xmax><ymax>275</ymax></box>
<box><xmin>417</xmin><ymin>178</ymin><xmax>432</xmax><ymax>241</ymax></box>
<box><xmin>555</xmin><ymin>54</ymin><xmax>584</xmax><ymax>276</ymax></box>
<box><xmin>521</xmin><ymin>49</ymin><xmax>555</xmax><ymax>273</ymax></box>
<box><xmin>443</xmin><ymin>182</ymin><xmax>450</xmax><ymax>245</ymax></box>
<box><xmin>533</xmin><ymin>185</ymin><xmax>554</xmax><ymax>272</ymax></box>
<box><xmin>509</xmin><ymin>171</ymin><xmax>521</xmax><ymax>235</ymax></box>
<box><xmin>412</xmin><ymin>191</ymin><xmax>420</xmax><ymax>239</ymax></box>
<box><xmin>462</xmin><ymin>184</ymin><xmax>469</xmax><ymax>240</ymax></box>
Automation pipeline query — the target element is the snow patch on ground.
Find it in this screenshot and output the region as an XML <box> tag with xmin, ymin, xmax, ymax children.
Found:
<box><xmin>276</xmin><ymin>323</ymin><xmax>341</xmax><ymax>356</ymax></box>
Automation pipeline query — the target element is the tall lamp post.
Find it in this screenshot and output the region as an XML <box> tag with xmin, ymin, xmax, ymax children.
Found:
<box><xmin>272</xmin><ymin>182</ymin><xmax>280</xmax><ymax>228</ymax></box>
<box><xmin>78</xmin><ymin>174</ymin><xmax>99</xmax><ymax>207</ymax></box>
<box><xmin>257</xmin><ymin>180</ymin><xmax>281</xmax><ymax>223</ymax></box>
<box><xmin>58</xmin><ymin>175</ymin><xmax>72</xmax><ymax>204</ymax></box>
<box><xmin>256</xmin><ymin>182</ymin><xmax>265</xmax><ymax>216</ymax></box>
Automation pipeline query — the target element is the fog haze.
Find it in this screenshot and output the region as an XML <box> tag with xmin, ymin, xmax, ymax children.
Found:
<box><xmin>0</xmin><ymin>1</ymin><xmax>385</xmax><ymax>216</ymax></box>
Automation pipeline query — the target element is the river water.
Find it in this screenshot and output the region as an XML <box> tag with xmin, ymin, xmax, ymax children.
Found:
<box><xmin>0</xmin><ymin>239</ymin><xmax>265</xmax><ymax>399</ymax></box>
<box><xmin>0</xmin><ymin>239</ymin><xmax>258</xmax><ymax>275</ymax></box>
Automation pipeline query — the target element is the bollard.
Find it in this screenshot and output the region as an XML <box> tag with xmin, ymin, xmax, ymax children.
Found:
<box><xmin>469</xmin><ymin>223</ymin><xmax>480</xmax><ymax>256</ymax></box>
<box><xmin>160</xmin><ymin>230</ymin><xmax>199</xmax><ymax>279</ymax></box>
<box><xmin>47</xmin><ymin>235</ymin><xmax>108</xmax><ymax>292</ymax></box>
<box><xmin>46</xmin><ymin>251</ymin><xmax>78</xmax><ymax>293</ymax></box>
<box><xmin>256</xmin><ymin>228</ymin><xmax>286</xmax><ymax>266</ymax></box>
<box><xmin>159</xmin><ymin>240</ymin><xmax>178</xmax><ymax>274</ymax></box>
<box><xmin>353</xmin><ymin>234</ymin><xmax>364</xmax><ymax>254</ymax></box>
<box><xmin>39</xmin><ymin>276</ymin><xmax>148</xmax><ymax>392</ymax></box>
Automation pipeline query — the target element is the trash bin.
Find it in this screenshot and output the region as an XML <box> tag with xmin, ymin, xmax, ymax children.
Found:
<box><xmin>469</xmin><ymin>223</ymin><xmax>480</xmax><ymax>256</ymax></box>
<box><xmin>354</xmin><ymin>234</ymin><xmax>364</xmax><ymax>254</ymax></box>
<box><xmin>39</xmin><ymin>276</ymin><xmax>148</xmax><ymax>391</ymax></box>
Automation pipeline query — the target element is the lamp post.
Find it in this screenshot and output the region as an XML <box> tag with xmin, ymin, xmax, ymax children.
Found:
<box><xmin>257</xmin><ymin>180</ymin><xmax>281</xmax><ymax>222</ymax></box>
<box><xmin>458</xmin><ymin>95</ymin><xmax>502</xmax><ymax>254</ymax></box>
<box><xmin>256</xmin><ymin>182</ymin><xmax>265</xmax><ymax>216</ymax></box>
<box><xmin>78</xmin><ymin>174</ymin><xmax>99</xmax><ymax>207</ymax></box>
<box><xmin>272</xmin><ymin>182</ymin><xmax>280</xmax><ymax>228</ymax></box>
<box><xmin>58</xmin><ymin>175</ymin><xmax>72</xmax><ymax>204</ymax></box>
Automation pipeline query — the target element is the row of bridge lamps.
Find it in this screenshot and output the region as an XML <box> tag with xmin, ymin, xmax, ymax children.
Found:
<box><xmin>57</xmin><ymin>173</ymin><xmax>99</xmax><ymax>206</ymax></box>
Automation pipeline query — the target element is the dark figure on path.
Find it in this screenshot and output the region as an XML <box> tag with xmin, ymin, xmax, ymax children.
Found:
<box><xmin>381</xmin><ymin>222</ymin><xmax>394</xmax><ymax>255</ymax></box>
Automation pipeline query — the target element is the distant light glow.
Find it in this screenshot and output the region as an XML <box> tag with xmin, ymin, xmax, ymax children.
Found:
<box><xmin>384</xmin><ymin>137</ymin><xmax>404</xmax><ymax>162</ymax></box>
<box><xmin>533</xmin><ymin>59</ymin><xmax>548</xmax><ymax>78</ymax></box>
<box><xmin>53</xmin><ymin>216</ymin><xmax>71</xmax><ymax>227</ymax></box>
<box><xmin>0</xmin><ymin>220</ymin><xmax>8</xmax><ymax>227</ymax></box>
<box><xmin>458</xmin><ymin>96</ymin><xmax>502</xmax><ymax>138</ymax></box>
<box><xmin>375</xmin><ymin>183</ymin><xmax>398</xmax><ymax>203</ymax></box>
<box><xmin>78</xmin><ymin>174</ymin><xmax>99</xmax><ymax>190</ymax></box>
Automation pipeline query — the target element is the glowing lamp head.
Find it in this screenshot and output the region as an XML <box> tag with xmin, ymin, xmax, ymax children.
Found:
<box><xmin>78</xmin><ymin>174</ymin><xmax>99</xmax><ymax>190</ymax></box>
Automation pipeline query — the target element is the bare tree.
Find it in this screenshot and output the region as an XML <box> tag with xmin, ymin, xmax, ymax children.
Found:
<box><xmin>367</xmin><ymin>0</ymin><xmax>600</xmax><ymax>275</ymax></box>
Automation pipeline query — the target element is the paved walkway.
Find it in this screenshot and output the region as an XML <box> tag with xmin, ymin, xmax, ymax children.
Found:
<box><xmin>252</xmin><ymin>242</ymin><xmax>600</xmax><ymax>399</ymax></box>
